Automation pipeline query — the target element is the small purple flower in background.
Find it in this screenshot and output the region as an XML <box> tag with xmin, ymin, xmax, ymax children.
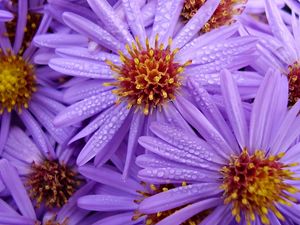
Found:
<box><xmin>0</xmin><ymin>158</ymin><xmax>102</xmax><ymax>225</ymax></box>
<box><xmin>34</xmin><ymin>0</ymin><xmax>257</xmax><ymax>176</ymax></box>
<box><xmin>0</xmin><ymin>0</ymin><xmax>74</xmax><ymax>157</ymax></box>
<box><xmin>137</xmin><ymin>69</ymin><xmax>300</xmax><ymax>225</ymax></box>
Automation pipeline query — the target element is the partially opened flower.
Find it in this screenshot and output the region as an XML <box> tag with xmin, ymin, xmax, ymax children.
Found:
<box><xmin>0</xmin><ymin>0</ymin><xmax>75</xmax><ymax>156</ymax></box>
<box><xmin>0</xmin><ymin>158</ymin><xmax>102</xmax><ymax>225</ymax></box>
<box><xmin>35</xmin><ymin>0</ymin><xmax>257</xmax><ymax>176</ymax></box>
<box><xmin>137</xmin><ymin>69</ymin><xmax>300</xmax><ymax>225</ymax></box>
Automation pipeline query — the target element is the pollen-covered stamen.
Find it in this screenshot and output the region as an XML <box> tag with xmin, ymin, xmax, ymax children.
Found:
<box><xmin>133</xmin><ymin>182</ymin><xmax>211</xmax><ymax>225</ymax></box>
<box><xmin>0</xmin><ymin>49</ymin><xmax>36</xmax><ymax>114</ymax></box>
<box><xmin>44</xmin><ymin>218</ymin><xmax>69</xmax><ymax>225</ymax></box>
<box><xmin>106</xmin><ymin>35</ymin><xmax>192</xmax><ymax>115</ymax></box>
<box><xmin>181</xmin><ymin>0</ymin><xmax>247</xmax><ymax>32</ymax></box>
<box><xmin>288</xmin><ymin>61</ymin><xmax>300</xmax><ymax>106</ymax></box>
<box><xmin>26</xmin><ymin>160</ymin><xmax>81</xmax><ymax>209</ymax></box>
<box><xmin>221</xmin><ymin>148</ymin><xmax>300</xmax><ymax>225</ymax></box>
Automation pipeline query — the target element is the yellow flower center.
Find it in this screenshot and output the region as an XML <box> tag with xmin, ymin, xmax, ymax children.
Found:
<box><xmin>0</xmin><ymin>50</ymin><xmax>36</xmax><ymax>113</ymax></box>
<box><xmin>181</xmin><ymin>0</ymin><xmax>247</xmax><ymax>32</ymax></box>
<box><xmin>27</xmin><ymin>160</ymin><xmax>81</xmax><ymax>209</ymax></box>
<box><xmin>288</xmin><ymin>61</ymin><xmax>300</xmax><ymax>106</ymax></box>
<box><xmin>133</xmin><ymin>183</ymin><xmax>211</xmax><ymax>225</ymax></box>
<box><xmin>221</xmin><ymin>149</ymin><xmax>299</xmax><ymax>225</ymax></box>
<box><xmin>106</xmin><ymin>35</ymin><xmax>191</xmax><ymax>115</ymax></box>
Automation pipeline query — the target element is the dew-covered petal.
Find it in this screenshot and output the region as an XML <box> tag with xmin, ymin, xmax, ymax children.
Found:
<box><xmin>149</xmin><ymin>122</ymin><xmax>224</xmax><ymax>165</ymax></box>
<box><xmin>174</xmin><ymin>96</ymin><xmax>233</xmax><ymax>160</ymax></box>
<box><xmin>56</xmin><ymin>47</ymin><xmax>120</xmax><ymax>64</ymax></box>
<box><xmin>123</xmin><ymin>112</ymin><xmax>145</xmax><ymax>178</ymax></box>
<box><xmin>173</xmin><ymin>0</ymin><xmax>220</xmax><ymax>49</ymax></box>
<box><xmin>220</xmin><ymin>70</ymin><xmax>248</xmax><ymax>149</ymax></box>
<box><xmin>249</xmin><ymin>70</ymin><xmax>286</xmax><ymax>153</ymax></box>
<box><xmin>62</xmin><ymin>12</ymin><xmax>122</xmax><ymax>52</ymax></box>
<box><xmin>19</xmin><ymin>110</ymin><xmax>54</xmax><ymax>158</ymax></box>
<box><xmin>270</xmin><ymin>101</ymin><xmax>300</xmax><ymax>155</ymax></box>
<box><xmin>54</xmin><ymin>92</ymin><xmax>116</xmax><ymax>127</ymax></box>
<box><xmin>0</xmin><ymin>159</ymin><xmax>36</xmax><ymax>219</ymax></box>
<box><xmin>156</xmin><ymin>198</ymin><xmax>221</xmax><ymax>225</ymax></box>
<box><xmin>186</xmin><ymin>78</ymin><xmax>239</xmax><ymax>152</ymax></box>
<box><xmin>78</xmin><ymin>195</ymin><xmax>137</xmax><ymax>211</ymax></box>
<box><xmin>63</xmin><ymin>80</ymin><xmax>113</xmax><ymax>104</ymax></box>
<box><xmin>34</xmin><ymin>34</ymin><xmax>88</xmax><ymax>48</ymax></box>
<box><xmin>79</xmin><ymin>165</ymin><xmax>142</xmax><ymax>195</ymax></box>
<box><xmin>139</xmin><ymin>183</ymin><xmax>221</xmax><ymax>214</ymax></box>
<box><xmin>30</xmin><ymin>102</ymin><xmax>74</xmax><ymax>144</ymax></box>
<box><xmin>87</xmin><ymin>0</ymin><xmax>134</xmax><ymax>44</ymax></box>
<box><xmin>76</xmin><ymin>104</ymin><xmax>130</xmax><ymax>166</ymax></box>
<box><xmin>277</xmin><ymin>203</ymin><xmax>300</xmax><ymax>224</ymax></box>
<box><xmin>138</xmin><ymin>167</ymin><xmax>219</xmax><ymax>184</ymax></box>
<box><xmin>178</xmin><ymin>37</ymin><xmax>257</xmax><ymax>65</ymax></box>
<box><xmin>49</xmin><ymin>58</ymin><xmax>113</xmax><ymax>79</ymax></box>
<box><xmin>179</xmin><ymin>23</ymin><xmax>239</xmax><ymax>55</ymax></box>
<box><xmin>265</xmin><ymin>0</ymin><xmax>297</xmax><ymax>63</ymax></box>
<box><xmin>150</xmin><ymin>0</ymin><xmax>184</xmax><ymax>45</ymax></box>
<box><xmin>122</xmin><ymin>0</ymin><xmax>146</xmax><ymax>44</ymax></box>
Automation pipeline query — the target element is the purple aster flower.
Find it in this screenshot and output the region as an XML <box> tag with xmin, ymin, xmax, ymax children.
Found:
<box><xmin>136</xmin><ymin>69</ymin><xmax>300</xmax><ymax>225</ymax></box>
<box><xmin>0</xmin><ymin>158</ymin><xmax>102</xmax><ymax>225</ymax></box>
<box><xmin>241</xmin><ymin>0</ymin><xmax>300</xmax><ymax>105</ymax></box>
<box><xmin>1</xmin><ymin>126</ymin><xmax>82</xmax><ymax>210</ymax></box>
<box><xmin>34</xmin><ymin>0</ymin><xmax>257</xmax><ymax>176</ymax></box>
<box><xmin>0</xmin><ymin>0</ymin><xmax>75</xmax><ymax>156</ymax></box>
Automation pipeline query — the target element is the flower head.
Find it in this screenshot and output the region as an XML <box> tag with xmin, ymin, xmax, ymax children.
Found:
<box><xmin>36</xmin><ymin>0</ymin><xmax>257</xmax><ymax>175</ymax></box>
<box><xmin>137</xmin><ymin>69</ymin><xmax>300</xmax><ymax>225</ymax></box>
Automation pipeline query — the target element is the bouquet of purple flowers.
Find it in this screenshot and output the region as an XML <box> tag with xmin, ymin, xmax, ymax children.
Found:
<box><xmin>1</xmin><ymin>0</ymin><xmax>300</xmax><ymax>225</ymax></box>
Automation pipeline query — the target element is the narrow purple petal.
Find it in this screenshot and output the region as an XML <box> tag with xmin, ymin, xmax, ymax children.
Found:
<box><xmin>220</xmin><ymin>70</ymin><xmax>248</xmax><ymax>149</ymax></box>
<box><xmin>78</xmin><ymin>165</ymin><xmax>142</xmax><ymax>195</ymax></box>
<box><xmin>173</xmin><ymin>0</ymin><xmax>220</xmax><ymax>49</ymax></box>
<box><xmin>87</xmin><ymin>0</ymin><xmax>134</xmax><ymax>44</ymax></box>
<box><xmin>54</xmin><ymin>92</ymin><xmax>116</xmax><ymax>127</ymax></box>
<box><xmin>49</xmin><ymin>58</ymin><xmax>113</xmax><ymax>79</ymax></box>
<box><xmin>78</xmin><ymin>195</ymin><xmax>137</xmax><ymax>211</ymax></box>
<box><xmin>34</xmin><ymin>34</ymin><xmax>88</xmax><ymax>48</ymax></box>
<box><xmin>0</xmin><ymin>159</ymin><xmax>36</xmax><ymax>219</ymax></box>
<box><xmin>139</xmin><ymin>183</ymin><xmax>222</xmax><ymax>213</ymax></box>
<box><xmin>77</xmin><ymin>105</ymin><xmax>130</xmax><ymax>166</ymax></box>
<box><xmin>13</xmin><ymin>0</ymin><xmax>27</xmax><ymax>53</ymax></box>
<box><xmin>62</xmin><ymin>12</ymin><xmax>122</xmax><ymax>52</ymax></box>
<box><xmin>123</xmin><ymin>112</ymin><xmax>145</xmax><ymax>179</ymax></box>
<box><xmin>0</xmin><ymin>112</ymin><xmax>10</xmax><ymax>155</ymax></box>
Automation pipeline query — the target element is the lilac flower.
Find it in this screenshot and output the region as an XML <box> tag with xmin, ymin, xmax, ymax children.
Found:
<box><xmin>137</xmin><ymin>69</ymin><xmax>300</xmax><ymax>225</ymax></box>
<box><xmin>0</xmin><ymin>158</ymin><xmax>102</xmax><ymax>225</ymax></box>
<box><xmin>240</xmin><ymin>0</ymin><xmax>300</xmax><ymax>105</ymax></box>
<box><xmin>0</xmin><ymin>0</ymin><xmax>74</xmax><ymax>156</ymax></box>
<box><xmin>1</xmin><ymin>126</ymin><xmax>82</xmax><ymax>210</ymax></box>
<box><xmin>35</xmin><ymin>0</ymin><xmax>257</xmax><ymax>175</ymax></box>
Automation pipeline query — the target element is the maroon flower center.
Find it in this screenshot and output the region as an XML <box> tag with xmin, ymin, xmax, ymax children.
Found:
<box><xmin>181</xmin><ymin>0</ymin><xmax>247</xmax><ymax>32</ymax></box>
<box><xmin>106</xmin><ymin>35</ymin><xmax>191</xmax><ymax>115</ymax></box>
<box><xmin>288</xmin><ymin>61</ymin><xmax>300</xmax><ymax>106</ymax></box>
<box><xmin>27</xmin><ymin>160</ymin><xmax>80</xmax><ymax>208</ymax></box>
